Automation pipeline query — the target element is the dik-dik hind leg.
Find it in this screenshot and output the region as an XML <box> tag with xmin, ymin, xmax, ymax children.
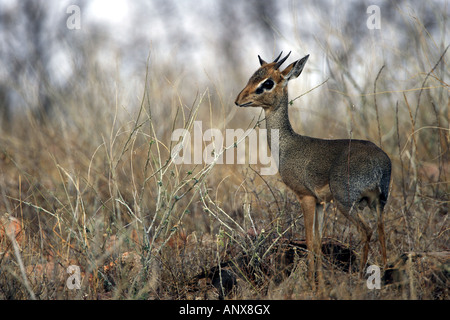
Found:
<box><xmin>314</xmin><ymin>203</ymin><xmax>325</xmax><ymax>288</ymax></box>
<box><xmin>352</xmin><ymin>211</ymin><xmax>374</xmax><ymax>277</ymax></box>
<box><xmin>338</xmin><ymin>205</ymin><xmax>372</xmax><ymax>277</ymax></box>
<box><xmin>376</xmin><ymin>201</ymin><xmax>387</xmax><ymax>267</ymax></box>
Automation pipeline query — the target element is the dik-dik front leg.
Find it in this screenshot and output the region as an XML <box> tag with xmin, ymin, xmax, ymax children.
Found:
<box><xmin>299</xmin><ymin>195</ymin><xmax>324</xmax><ymax>286</ymax></box>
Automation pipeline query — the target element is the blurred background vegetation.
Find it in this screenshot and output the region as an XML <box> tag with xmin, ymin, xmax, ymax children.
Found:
<box><xmin>0</xmin><ymin>0</ymin><xmax>448</xmax><ymax>299</ymax></box>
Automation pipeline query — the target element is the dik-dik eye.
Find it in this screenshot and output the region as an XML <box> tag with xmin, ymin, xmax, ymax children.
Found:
<box><xmin>262</xmin><ymin>79</ymin><xmax>274</xmax><ymax>89</ymax></box>
<box><xmin>255</xmin><ymin>79</ymin><xmax>274</xmax><ymax>94</ymax></box>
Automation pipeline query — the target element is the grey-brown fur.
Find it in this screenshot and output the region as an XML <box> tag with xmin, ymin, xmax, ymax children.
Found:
<box><xmin>265</xmin><ymin>98</ymin><xmax>391</xmax><ymax>213</ymax></box>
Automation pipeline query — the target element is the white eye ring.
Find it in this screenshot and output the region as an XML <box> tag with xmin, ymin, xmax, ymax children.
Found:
<box><xmin>255</xmin><ymin>78</ymin><xmax>275</xmax><ymax>94</ymax></box>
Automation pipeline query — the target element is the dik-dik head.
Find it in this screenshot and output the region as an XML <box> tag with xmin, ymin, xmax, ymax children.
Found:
<box><xmin>235</xmin><ymin>52</ymin><xmax>309</xmax><ymax>110</ymax></box>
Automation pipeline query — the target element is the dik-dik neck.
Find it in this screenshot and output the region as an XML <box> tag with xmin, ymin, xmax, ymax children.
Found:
<box><xmin>264</xmin><ymin>94</ymin><xmax>299</xmax><ymax>150</ymax></box>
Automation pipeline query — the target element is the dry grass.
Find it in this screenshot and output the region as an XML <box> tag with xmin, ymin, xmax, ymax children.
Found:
<box><xmin>0</xmin><ymin>14</ymin><xmax>449</xmax><ymax>300</ymax></box>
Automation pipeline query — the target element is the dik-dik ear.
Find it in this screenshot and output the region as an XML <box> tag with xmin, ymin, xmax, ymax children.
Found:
<box><xmin>281</xmin><ymin>54</ymin><xmax>309</xmax><ymax>81</ymax></box>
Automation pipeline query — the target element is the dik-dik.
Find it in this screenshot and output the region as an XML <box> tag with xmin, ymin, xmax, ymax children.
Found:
<box><xmin>235</xmin><ymin>52</ymin><xmax>391</xmax><ymax>276</ymax></box>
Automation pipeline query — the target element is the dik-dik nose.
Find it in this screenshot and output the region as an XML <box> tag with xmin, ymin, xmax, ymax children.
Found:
<box><xmin>234</xmin><ymin>93</ymin><xmax>243</xmax><ymax>106</ymax></box>
<box><xmin>235</xmin><ymin>93</ymin><xmax>252</xmax><ymax>107</ymax></box>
